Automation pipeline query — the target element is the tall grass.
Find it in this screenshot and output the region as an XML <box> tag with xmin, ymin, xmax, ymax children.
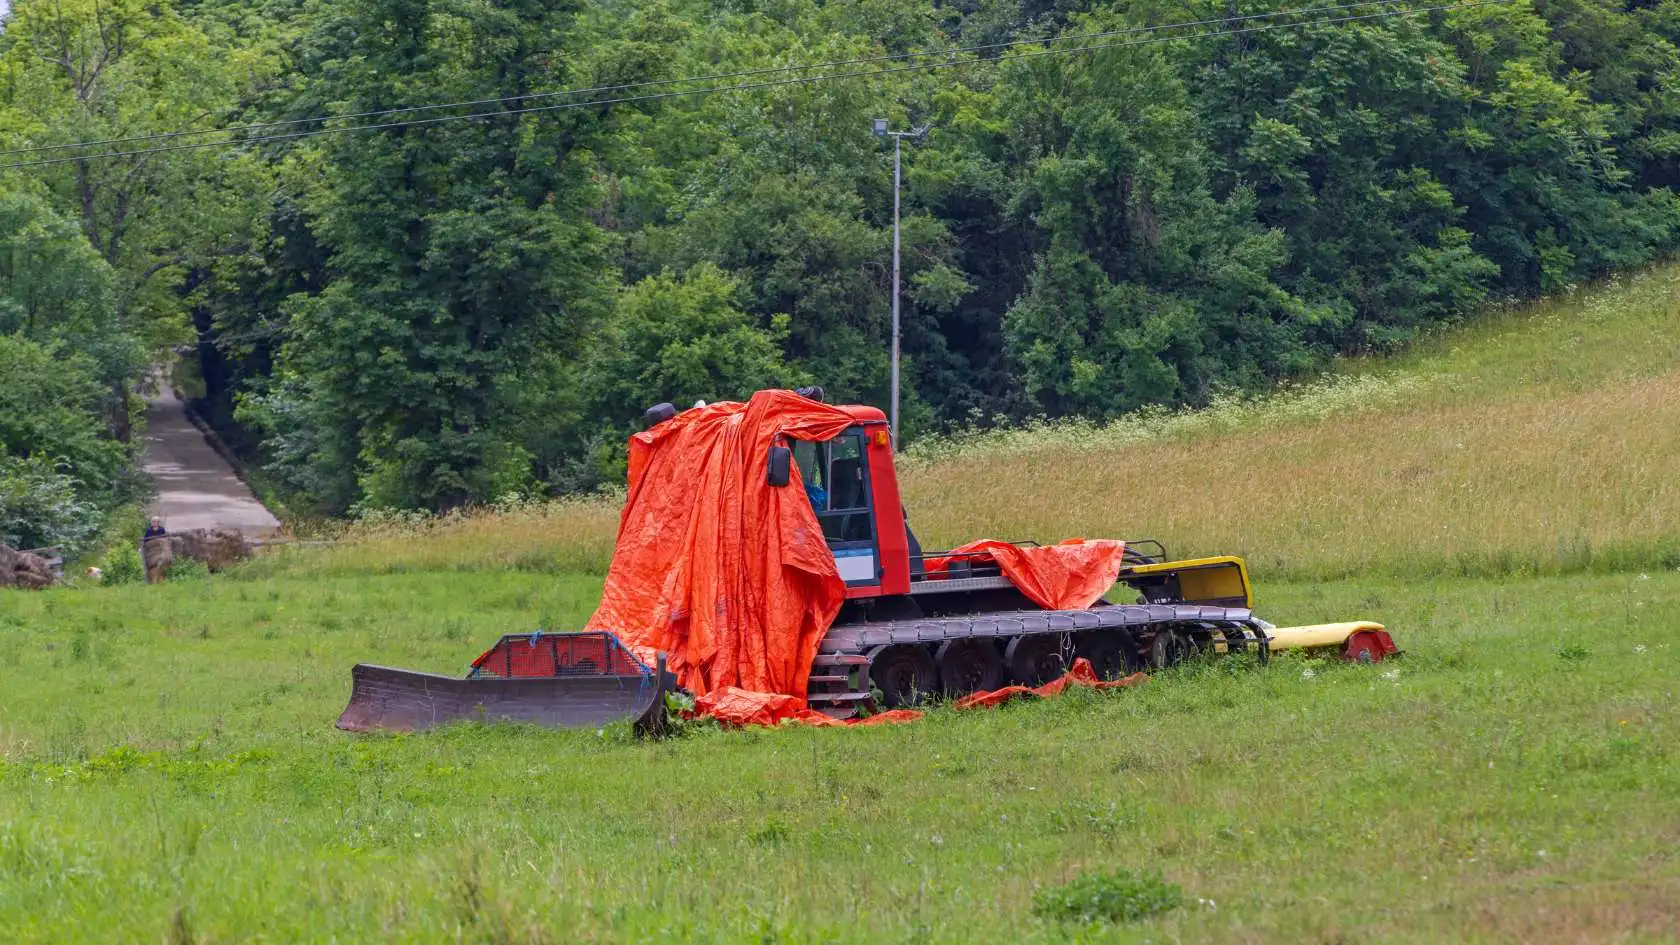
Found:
<box><xmin>903</xmin><ymin>369</ymin><xmax>1680</xmax><ymax>580</ymax></box>
<box><xmin>900</xmin><ymin>372</ymin><xmax>1425</xmax><ymax>467</ymax></box>
<box><xmin>244</xmin><ymin>494</ymin><xmax>621</xmax><ymax>579</ymax></box>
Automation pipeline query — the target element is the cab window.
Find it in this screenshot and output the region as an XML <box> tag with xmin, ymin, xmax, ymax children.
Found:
<box><xmin>793</xmin><ymin>440</ymin><xmax>827</xmax><ymax>508</ymax></box>
<box><xmin>792</xmin><ymin>431</ymin><xmax>873</xmax><ymax>543</ymax></box>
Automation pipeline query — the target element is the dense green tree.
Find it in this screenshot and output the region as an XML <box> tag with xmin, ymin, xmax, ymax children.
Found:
<box><xmin>0</xmin><ymin>193</ymin><xmax>138</xmax><ymax>543</ymax></box>
<box><xmin>970</xmin><ymin>28</ymin><xmax>1309</xmax><ymax>414</ymax></box>
<box><xmin>611</xmin><ymin>14</ymin><xmax>937</xmax><ymax>418</ymax></box>
<box><xmin>585</xmin><ymin>264</ymin><xmax>800</xmax><ymax>424</ymax></box>
<box><xmin>1183</xmin><ymin>8</ymin><xmax>1500</xmax><ymax>349</ymax></box>
<box><xmin>0</xmin><ymin>0</ymin><xmax>275</xmax><ymax>452</ymax></box>
<box><xmin>0</xmin><ymin>453</ymin><xmax>106</xmax><ymax>553</ymax></box>
<box><xmin>0</xmin><ymin>334</ymin><xmax>126</xmax><ymax>498</ymax></box>
<box><xmin>261</xmin><ymin>0</ymin><xmax>615</xmax><ymax>511</ymax></box>
<box><xmin>0</xmin><ymin>191</ymin><xmax>139</xmax><ymax>394</ymax></box>
<box><xmin>8</xmin><ymin>0</ymin><xmax>1680</xmax><ymax>516</ymax></box>
<box><xmin>493</xmin><ymin>262</ymin><xmax>804</xmax><ymax>488</ymax></box>
<box><xmin>0</xmin><ymin>0</ymin><xmax>273</xmax><ymax>325</ymax></box>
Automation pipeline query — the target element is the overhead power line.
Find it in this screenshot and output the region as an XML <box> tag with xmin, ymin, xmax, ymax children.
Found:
<box><xmin>0</xmin><ymin>0</ymin><xmax>1427</xmax><ymax>159</ymax></box>
<box><xmin>0</xmin><ymin>1</ymin><xmax>1496</xmax><ymax>171</ymax></box>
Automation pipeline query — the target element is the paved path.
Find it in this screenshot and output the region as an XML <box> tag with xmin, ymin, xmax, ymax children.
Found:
<box><xmin>141</xmin><ymin>380</ymin><xmax>281</xmax><ymax>537</ymax></box>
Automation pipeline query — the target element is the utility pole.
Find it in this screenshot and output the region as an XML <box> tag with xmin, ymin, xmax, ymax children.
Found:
<box><xmin>871</xmin><ymin>118</ymin><xmax>929</xmax><ymax>448</ymax></box>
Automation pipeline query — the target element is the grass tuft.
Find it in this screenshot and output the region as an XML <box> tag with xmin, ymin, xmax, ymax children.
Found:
<box><xmin>1031</xmin><ymin>869</ymin><xmax>1183</xmax><ymax>924</ymax></box>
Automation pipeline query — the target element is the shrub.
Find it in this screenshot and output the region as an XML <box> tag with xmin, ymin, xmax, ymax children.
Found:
<box><xmin>0</xmin><ymin>456</ymin><xmax>104</xmax><ymax>555</ymax></box>
<box><xmin>1031</xmin><ymin>868</ymin><xmax>1183</xmax><ymax>924</ymax></box>
<box><xmin>100</xmin><ymin>543</ymin><xmax>144</xmax><ymax>585</ymax></box>
<box><xmin>0</xmin><ymin>336</ymin><xmax>126</xmax><ymax>496</ymax></box>
<box><xmin>167</xmin><ymin>558</ymin><xmax>212</xmax><ymax>583</ymax></box>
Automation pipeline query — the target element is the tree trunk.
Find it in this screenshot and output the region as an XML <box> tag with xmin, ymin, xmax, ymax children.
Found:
<box><xmin>110</xmin><ymin>377</ymin><xmax>132</xmax><ymax>443</ymax></box>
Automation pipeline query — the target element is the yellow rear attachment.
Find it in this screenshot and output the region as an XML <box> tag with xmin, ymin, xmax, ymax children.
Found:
<box><xmin>1119</xmin><ymin>555</ymin><xmax>1253</xmax><ymax>608</ymax></box>
<box><xmin>1266</xmin><ymin>621</ymin><xmax>1398</xmax><ymax>662</ymax></box>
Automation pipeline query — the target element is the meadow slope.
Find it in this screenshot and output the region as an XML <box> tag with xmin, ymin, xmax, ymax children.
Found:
<box><xmin>901</xmin><ymin>267</ymin><xmax>1680</xmax><ymax>578</ymax></box>
<box><xmin>250</xmin><ymin>265</ymin><xmax>1680</xmax><ymax>582</ymax></box>
<box><xmin>3</xmin><ymin>268</ymin><xmax>1680</xmax><ymax>942</ymax></box>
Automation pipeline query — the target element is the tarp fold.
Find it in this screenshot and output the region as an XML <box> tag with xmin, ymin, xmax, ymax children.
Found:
<box><xmin>585</xmin><ymin>391</ymin><xmax>854</xmax><ymax>699</ymax></box>
<box><xmin>929</xmin><ymin>538</ymin><xmax>1128</xmax><ymax>610</ymax></box>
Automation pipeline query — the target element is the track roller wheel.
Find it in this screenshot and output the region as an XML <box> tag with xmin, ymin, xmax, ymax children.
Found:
<box><xmin>869</xmin><ymin>645</ymin><xmax>938</xmax><ymax>708</ymax></box>
<box><xmin>1077</xmin><ymin>630</ymin><xmax>1140</xmax><ymax>681</ymax></box>
<box><xmin>936</xmin><ymin>639</ymin><xmax>1003</xmax><ymax>698</ymax></box>
<box><xmin>1148</xmin><ymin>628</ymin><xmax>1196</xmax><ymax>669</ymax></box>
<box><xmin>1005</xmin><ymin>634</ymin><xmax>1067</xmax><ymax>686</ymax></box>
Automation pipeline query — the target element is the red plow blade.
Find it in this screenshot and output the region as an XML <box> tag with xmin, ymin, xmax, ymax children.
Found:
<box><xmin>336</xmin><ymin>632</ymin><xmax>672</xmax><ymax>736</ymax></box>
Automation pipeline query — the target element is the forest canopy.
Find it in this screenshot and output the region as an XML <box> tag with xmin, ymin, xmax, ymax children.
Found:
<box><xmin>2</xmin><ymin>0</ymin><xmax>1678</xmax><ymax>515</ymax></box>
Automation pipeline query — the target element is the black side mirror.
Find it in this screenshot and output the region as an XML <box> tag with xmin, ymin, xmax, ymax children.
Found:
<box><xmin>767</xmin><ymin>443</ymin><xmax>791</xmax><ymax>487</ymax></box>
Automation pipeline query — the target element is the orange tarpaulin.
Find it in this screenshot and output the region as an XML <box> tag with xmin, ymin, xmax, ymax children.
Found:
<box><xmin>953</xmin><ymin>657</ymin><xmax>1147</xmax><ymax>709</ymax></box>
<box><xmin>694</xmin><ymin>688</ymin><xmax>925</xmax><ymax>727</ymax></box>
<box><xmin>695</xmin><ymin>658</ymin><xmax>1146</xmax><ymax>728</ymax></box>
<box><xmin>584</xmin><ymin>390</ymin><xmax>855</xmax><ymax>700</ymax></box>
<box><xmin>930</xmin><ymin>538</ymin><xmax>1129</xmax><ymax>610</ymax></box>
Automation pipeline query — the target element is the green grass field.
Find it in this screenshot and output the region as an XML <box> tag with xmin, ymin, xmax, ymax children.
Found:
<box><xmin>5</xmin><ymin>269</ymin><xmax>1680</xmax><ymax>941</ymax></box>
<box><xmin>3</xmin><ymin>573</ymin><xmax>1676</xmax><ymax>942</ymax></box>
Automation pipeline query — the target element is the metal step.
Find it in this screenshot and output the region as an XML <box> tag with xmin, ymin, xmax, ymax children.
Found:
<box><xmin>805</xmin><ymin>691</ymin><xmax>874</xmax><ymax>704</ymax></box>
<box><xmin>906</xmin><ymin>574</ymin><xmax>1016</xmax><ymax>596</ymax></box>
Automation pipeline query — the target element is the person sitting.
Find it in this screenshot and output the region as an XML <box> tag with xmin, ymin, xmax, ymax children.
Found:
<box><xmin>143</xmin><ymin>517</ymin><xmax>168</xmax><ymax>541</ymax></box>
<box><xmin>803</xmin><ymin>480</ymin><xmax>828</xmax><ymax>511</ymax></box>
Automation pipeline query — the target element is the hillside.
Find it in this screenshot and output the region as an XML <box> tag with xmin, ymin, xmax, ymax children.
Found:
<box><xmin>902</xmin><ymin>265</ymin><xmax>1680</xmax><ymax>579</ymax></box>
<box><xmin>254</xmin><ymin>263</ymin><xmax>1680</xmax><ymax>583</ymax></box>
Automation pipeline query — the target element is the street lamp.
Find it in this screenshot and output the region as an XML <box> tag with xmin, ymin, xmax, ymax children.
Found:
<box><xmin>872</xmin><ymin>119</ymin><xmax>929</xmax><ymax>447</ymax></box>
